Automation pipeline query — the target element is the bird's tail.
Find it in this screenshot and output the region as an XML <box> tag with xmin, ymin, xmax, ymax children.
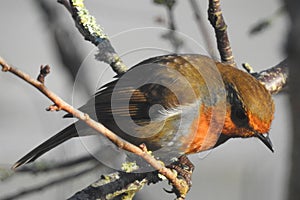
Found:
<box><xmin>12</xmin><ymin>124</ymin><xmax>78</xmax><ymax>169</ymax></box>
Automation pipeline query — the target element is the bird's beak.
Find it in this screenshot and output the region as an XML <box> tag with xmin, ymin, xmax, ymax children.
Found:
<box><xmin>256</xmin><ymin>133</ymin><xmax>274</xmax><ymax>152</ymax></box>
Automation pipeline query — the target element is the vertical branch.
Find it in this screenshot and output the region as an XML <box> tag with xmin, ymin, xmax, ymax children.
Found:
<box><xmin>154</xmin><ymin>0</ymin><xmax>184</xmax><ymax>52</ymax></box>
<box><xmin>208</xmin><ymin>0</ymin><xmax>236</xmax><ymax>67</ymax></box>
<box><xmin>164</xmin><ymin>2</ymin><xmax>184</xmax><ymax>52</ymax></box>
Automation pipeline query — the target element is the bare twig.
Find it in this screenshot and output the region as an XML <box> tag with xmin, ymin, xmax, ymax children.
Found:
<box><xmin>208</xmin><ymin>0</ymin><xmax>236</xmax><ymax>67</ymax></box>
<box><xmin>17</xmin><ymin>154</ymin><xmax>95</xmax><ymax>174</ymax></box>
<box><xmin>58</xmin><ymin>0</ymin><xmax>128</xmax><ymax>75</ymax></box>
<box><xmin>35</xmin><ymin>0</ymin><xmax>92</xmax><ymax>96</ymax></box>
<box><xmin>0</xmin><ymin>58</ymin><xmax>189</xmax><ymax>199</ymax></box>
<box><xmin>0</xmin><ymin>155</ymin><xmax>95</xmax><ymax>182</ymax></box>
<box><xmin>154</xmin><ymin>0</ymin><xmax>184</xmax><ymax>52</ymax></box>
<box><xmin>249</xmin><ymin>6</ymin><xmax>285</xmax><ymax>36</ymax></box>
<box><xmin>1</xmin><ymin>164</ymin><xmax>100</xmax><ymax>200</ymax></box>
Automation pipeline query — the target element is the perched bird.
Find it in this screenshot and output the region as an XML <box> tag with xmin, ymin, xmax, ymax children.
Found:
<box><xmin>12</xmin><ymin>54</ymin><xmax>275</xmax><ymax>169</ymax></box>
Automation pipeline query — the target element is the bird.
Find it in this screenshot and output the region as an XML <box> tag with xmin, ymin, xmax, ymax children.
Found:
<box><xmin>12</xmin><ymin>54</ymin><xmax>275</xmax><ymax>169</ymax></box>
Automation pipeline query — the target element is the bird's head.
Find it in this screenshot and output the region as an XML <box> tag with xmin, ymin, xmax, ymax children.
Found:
<box><xmin>216</xmin><ymin>63</ymin><xmax>275</xmax><ymax>152</ymax></box>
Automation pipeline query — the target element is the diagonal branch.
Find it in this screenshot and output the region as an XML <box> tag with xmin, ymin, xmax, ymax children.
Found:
<box><xmin>0</xmin><ymin>58</ymin><xmax>189</xmax><ymax>199</ymax></box>
<box><xmin>35</xmin><ymin>0</ymin><xmax>92</xmax><ymax>96</ymax></box>
<box><xmin>58</xmin><ymin>0</ymin><xmax>128</xmax><ymax>75</ymax></box>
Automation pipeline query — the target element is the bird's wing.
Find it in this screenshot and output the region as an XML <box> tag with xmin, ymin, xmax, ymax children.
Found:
<box><xmin>73</xmin><ymin>54</ymin><xmax>225</xmax><ymax>151</ymax></box>
<box><xmin>13</xmin><ymin>54</ymin><xmax>226</xmax><ymax>169</ymax></box>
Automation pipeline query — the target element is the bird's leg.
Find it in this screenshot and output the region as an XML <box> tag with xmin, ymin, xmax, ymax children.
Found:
<box><xmin>168</xmin><ymin>155</ymin><xmax>194</xmax><ymax>187</ymax></box>
<box><xmin>165</xmin><ymin>155</ymin><xmax>194</xmax><ymax>198</ymax></box>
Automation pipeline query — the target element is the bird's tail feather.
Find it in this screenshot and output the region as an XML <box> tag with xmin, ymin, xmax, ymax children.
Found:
<box><xmin>12</xmin><ymin>124</ymin><xmax>78</xmax><ymax>169</ymax></box>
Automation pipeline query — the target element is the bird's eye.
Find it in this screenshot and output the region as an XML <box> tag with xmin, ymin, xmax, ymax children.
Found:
<box><xmin>234</xmin><ymin>108</ymin><xmax>247</xmax><ymax>120</ymax></box>
<box><xmin>231</xmin><ymin>107</ymin><xmax>248</xmax><ymax>127</ymax></box>
<box><xmin>226</xmin><ymin>83</ymin><xmax>249</xmax><ymax>127</ymax></box>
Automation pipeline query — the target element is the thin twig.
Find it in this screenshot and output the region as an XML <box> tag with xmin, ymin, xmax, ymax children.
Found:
<box><xmin>0</xmin><ymin>58</ymin><xmax>188</xmax><ymax>199</ymax></box>
<box><xmin>208</xmin><ymin>0</ymin><xmax>236</xmax><ymax>67</ymax></box>
<box><xmin>0</xmin><ymin>155</ymin><xmax>95</xmax><ymax>182</ymax></box>
<box><xmin>17</xmin><ymin>154</ymin><xmax>95</xmax><ymax>174</ymax></box>
<box><xmin>0</xmin><ymin>164</ymin><xmax>100</xmax><ymax>200</ymax></box>
<box><xmin>249</xmin><ymin>6</ymin><xmax>285</xmax><ymax>36</ymax></box>
<box><xmin>163</xmin><ymin>5</ymin><xmax>184</xmax><ymax>53</ymax></box>
<box><xmin>36</xmin><ymin>0</ymin><xmax>92</xmax><ymax>96</ymax></box>
<box><xmin>155</xmin><ymin>0</ymin><xmax>184</xmax><ymax>52</ymax></box>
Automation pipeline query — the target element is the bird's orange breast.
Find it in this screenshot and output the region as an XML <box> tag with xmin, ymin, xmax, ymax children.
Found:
<box><xmin>183</xmin><ymin>103</ymin><xmax>227</xmax><ymax>154</ymax></box>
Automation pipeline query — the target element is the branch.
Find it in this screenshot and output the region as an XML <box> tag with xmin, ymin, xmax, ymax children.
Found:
<box><xmin>58</xmin><ymin>0</ymin><xmax>128</xmax><ymax>75</ymax></box>
<box><xmin>249</xmin><ymin>6</ymin><xmax>285</xmax><ymax>36</ymax></box>
<box><xmin>68</xmin><ymin>170</ymin><xmax>160</xmax><ymax>200</ymax></box>
<box><xmin>242</xmin><ymin>59</ymin><xmax>288</xmax><ymax>94</ymax></box>
<box><xmin>154</xmin><ymin>0</ymin><xmax>184</xmax><ymax>52</ymax></box>
<box><xmin>0</xmin><ymin>155</ymin><xmax>95</xmax><ymax>182</ymax></box>
<box><xmin>35</xmin><ymin>0</ymin><xmax>92</xmax><ymax>96</ymax></box>
<box><xmin>0</xmin><ymin>58</ymin><xmax>189</xmax><ymax>199</ymax></box>
<box><xmin>1</xmin><ymin>164</ymin><xmax>100</xmax><ymax>200</ymax></box>
<box><xmin>207</xmin><ymin>0</ymin><xmax>288</xmax><ymax>95</ymax></box>
<box><xmin>68</xmin><ymin>155</ymin><xmax>194</xmax><ymax>200</ymax></box>
<box><xmin>17</xmin><ymin>154</ymin><xmax>95</xmax><ymax>174</ymax></box>
<box><xmin>208</xmin><ymin>0</ymin><xmax>236</xmax><ymax>67</ymax></box>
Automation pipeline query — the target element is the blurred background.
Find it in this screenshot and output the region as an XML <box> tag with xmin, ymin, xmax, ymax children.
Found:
<box><xmin>0</xmin><ymin>0</ymin><xmax>289</xmax><ymax>199</ymax></box>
